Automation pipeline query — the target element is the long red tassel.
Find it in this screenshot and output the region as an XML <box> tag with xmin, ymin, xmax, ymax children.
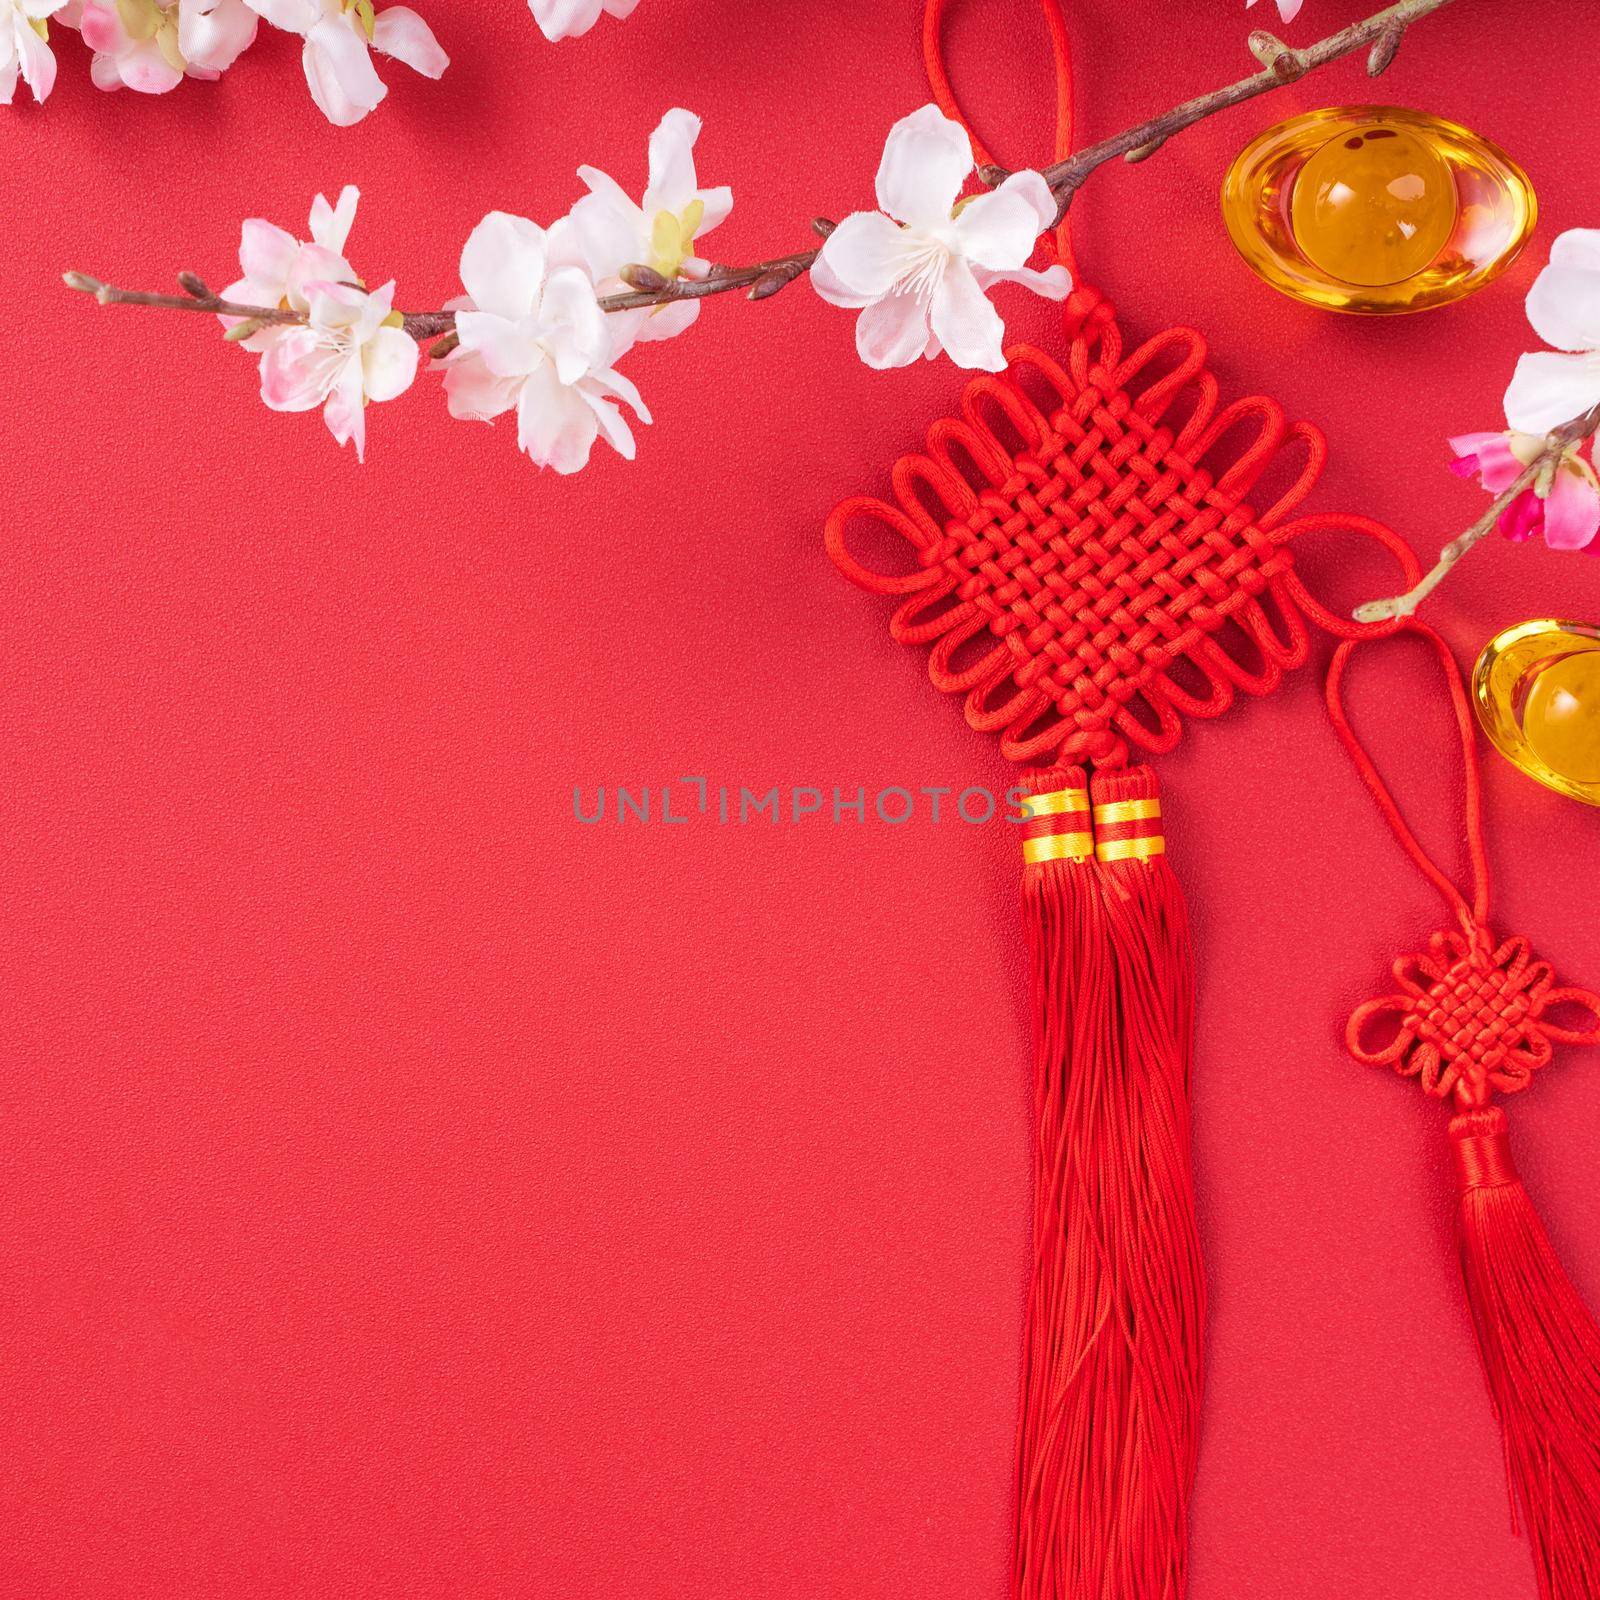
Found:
<box><xmin>1451</xmin><ymin>1106</ymin><xmax>1600</xmax><ymax>1600</ymax></box>
<box><xmin>1014</xmin><ymin>764</ymin><xmax>1203</xmax><ymax>1600</ymax></box>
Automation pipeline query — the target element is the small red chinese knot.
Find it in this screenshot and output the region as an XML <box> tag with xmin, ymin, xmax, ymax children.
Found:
<box><xmin>1349</xmin><ymin>925</ymin><xmax>1600</xmax><ymax>1106</ymax></box>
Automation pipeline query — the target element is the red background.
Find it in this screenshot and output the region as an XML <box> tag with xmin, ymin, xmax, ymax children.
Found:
<box><xmin>4</xmin><ymin>2</ymin><xmax>1599</xmax><ymax>1595</ymax></box>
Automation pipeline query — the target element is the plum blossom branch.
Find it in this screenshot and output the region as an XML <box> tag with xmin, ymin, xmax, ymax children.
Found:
<box><xmin>1355</xmin><ymin>230</ymin><xmax>1600</xmax><ymax>621</ymax></box>
<box><xmin>64</xmin><ymin>0</ymin><xmax>1461</xmax><ymax>335</ymax></box>
<box><xmin>1354</xmin><ymin>405</ymin><xmax>1600</xmax><ymax>624</ymax></box>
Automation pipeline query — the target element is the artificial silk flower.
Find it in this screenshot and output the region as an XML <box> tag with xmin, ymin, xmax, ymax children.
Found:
<box><xmin>219</xmin><ymin>185</ymin><xmax>360</xmax><ymax>351</ymax></box>
<box><xmin>443</xmin><ymin>211</ymin><xmax>650</xmax><ymax>475</ymax></box>
<box><xmin>569</xmin><ymin>107</ymin><xmax>731</xmax><ymax>348</ymax></box>
<box><xmin>528</xmin><ymin>0</ymin><xmax>637</xmax><ymax>43</ymax></box>
<box><xmin>811</xmin><ymin>103</ymin><xmax>1071</xmax><ymax>372</ymax></box>
<box><xmin>244</xmin><ymin>0</ymin><xmax>445</xmax><ymax>126</ymax></box>
<box><xmin>1</xmin><ymin>0</ymin><xmax>64</xmax><ymax>103</ymax></box>
<box><xmin>69</xmin><ymin>0</ymin><xmax>255</xmax><ymax>92</ymax></box>
<box><xmin>1450</xmin><ymin>430</ymin><xmax>1600</xmax><ymax>553</ymax></box>
<box><xmin>1504</xmin><ymin>229</ymin><xmax>1600</xmax><ymax>436</ymax></box>
<box><xmin>259</xmin><ymin>278</ymin><xmax>418</xmax><ymax>461</ymax></box>
<box><xmin>1244</xmin><ymin>0</ymin><xmax>1304</xmax><ymax>23</ymax></box>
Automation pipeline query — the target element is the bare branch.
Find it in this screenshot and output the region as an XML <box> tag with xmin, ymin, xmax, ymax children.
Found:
<box><xmin>64</xmin><ymin>0</ymin><xmax>1462</xmax><ymax>333</ymax></box>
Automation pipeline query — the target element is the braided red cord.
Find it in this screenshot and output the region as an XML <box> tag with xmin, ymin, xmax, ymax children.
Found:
<box><xmin>827</xmin><ymin>322</ymin><xmax>1421</xmax><ymax>768</ymax></box>
<box><xmin>923</xmin><ymin>0</ymin><xmax>1077</xmax><ymax>279</ymax></box>
<box><xmin>1327</xmin><ymin>622</ymin><xmax>1600</xmax><ymax>1110</ymax></box>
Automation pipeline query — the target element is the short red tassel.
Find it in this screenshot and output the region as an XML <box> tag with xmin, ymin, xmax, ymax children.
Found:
<box><xmin>1451</xmin><ymin>1106</ymin><xmax>1600</xmax><ymax>1600</ymax></box>
<box><xmin>1014</xmin><ymin>764</ymin><xmax>1203</xmax><ymax>1600</ymax></box>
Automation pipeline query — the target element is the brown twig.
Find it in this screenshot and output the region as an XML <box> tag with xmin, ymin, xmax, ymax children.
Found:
<box><xmin>63</xmin><ymin>0</ymin><xmax>1460</xmax><ymax>346</ymax></box>
<box><xmin>1353</xmin><ymin>401</ymin><xmax>1600</xmax><ymax>624</ymax></box>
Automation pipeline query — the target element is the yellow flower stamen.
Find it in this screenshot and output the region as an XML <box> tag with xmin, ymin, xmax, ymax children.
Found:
<box><xmin>645</xmin><ymin>197</ymin><xmax>706</xmax><ymax>282</ymax></box>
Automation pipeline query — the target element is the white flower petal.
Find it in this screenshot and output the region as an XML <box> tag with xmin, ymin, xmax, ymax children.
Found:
<box><xmin>179</xmin><ymin>0</ymin><xmax>256</xmax><ymax>73</ymax></box>
<box><xmin>460</xmin><ymin>211</ymin><xmax>547</xmax><ymax>323</ymax></box>
<box><xmin>951</xmin><ymin>185</ymin><xmax>1048</xmax><ymax>272</ymax></box>
<box><xmin>973</xmin><ymin>262</ymin><xmax>1072</xmax><ymax>300</ymax></box>
<box><xmin>1526</xmin><ymin>262</ymin><xmax>1600</xmax><ymax>354</ymax></box>
<box><xmin>441</xmin><ymin>350</ymin><xmax>519</xmax><ymax>422</ymax></box>
<box><xmin>643</xmin><ymin>108</ymin><xmax>701</xmax><ymax>214</ymax></box>
<box><xmin>362</xmin><ymin>324</ymin><xmax>419</xmax><ymax>402</ymax></box>
<box><xmin>517</xmin><ymin>361</ymin><xmax>600</xmax><ymax>473</ymax></box>
<box><xmin>874</xmin><ymin>104</ymin><xmax>972</xmax><ymax>229</ymax></box>
<box><xmin>693</xmin><ymin>185</ymin><xmax>732</xmax><ymax>237</ymax></box>
<box><xmin>302</xmin><ymin>17</ymin><xmax>385</xmax><ymax>126</ymax></box>
<box><xmin>245</xmin><ymin>0</ymin><xmax>317</xmax><ymax>29</ymax></box>
<box><xmin>1547</xmin><ymin>229</ymin><xmax>1600</xmax><ymax>275</ymax></box>
<box><xmin>15</xmin><ymin>9</ymin><xmax>57</xmax><ymax>100</ymax></box>
<box><xmin>237</xmin><ymin>220</ymin><xmax>297</xmax><ymax>293</ymax></box>
<box><xmin>929</xmin><ymin>256</ymin><xmax>1005</xmax><ymax>371</ymax></box>
<box><xmin>455</xmin><ymin>309</ymin><xmax>545</xmax><ymax>379</ymax></box>
<box><xmin>631</xmin><ymin>298</ymin><xmax>698</xmax><ymax>342</ymax></box>
<box><xmin>371</xmin><ymin>5</ymin><xmax>446</xmax><ymax>77</ymax></box>
<box><xmin>809</xmin><ymin>249</ymin><xmax>873</xmax><ymax>310</ymax></box>
<box><xmin>539</xmin><ymin>264</ymin><xmax>611</xmax><ymax>384</ymax></box>
<box><xmin>322</xmin><ymin>356</ymin><xmax>368</xmax><ymax>461</ymax></box>
<box><xmin>1503</xmin><ymin>349</ymin><xmax>1600</xmax><ymax>435</ymax></box>
<box><xmin>854</xmin><ymin>291</ymin><xmax>932</xmax><ymax>369</ymax></box>
<box><xmin>583</xmin><ymin>389</ymin><xmax>636</xmax><ymax>460</ymax></box>
<box><xmin>568</xmin><ymin>187</ymin><xmax>644</xmax><ymax>286</ymax></box>
<box><xmin>309</xmin><ymin>185</ymin><xmax>359</xmax><ymax>255</ymax></box>
<box><xmin>815</xmin><ymin>210</ymin><xmax>918</xmax><ymax>299</ymax></box>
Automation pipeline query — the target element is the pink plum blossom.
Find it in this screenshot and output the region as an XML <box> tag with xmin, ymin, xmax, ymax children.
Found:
<box><xmin>1504</xmin><ymin>229</ymin><xmax>1600</xmax><ymax>436</ymax></box>
<box><xmin>811</xmin><ymin>104</ymin><xmax>1071</xmax><ymax>372</ymax></box>
<box><xmin>1450</xmin><ymin>431</ymin><xmax>1600</xmax><ymax>554</ymax></box>
<box><xmin>569</xmin><ymin>107</ymin><xmax>731</xmax><ymax>349</ymax></box>
<box><xmin>259</xmin><ymin>278</ymin><xmax>418</xmax><ymax>461</ymax></box>
<box><xmin>529</xmin><ymin>0</ymin><xmax>637</xmax><ymax>43</ymax></box>
<box><xmin>244</xmin><ymin>0</ymin><xmax>445</xmax><ymax>126</ymax></box>
<box><xmin>441</xmin><ymin>211</ymin><xmax>649</xmax><ymax>475</ymax></box>
<box><xmin>67</xmin><ymin>0</ymin><xmax>255</xmax><ymax>93</ymax></box>
<box><xmin>1</xmin><ymin>1</ymin><xmax>63</xmax><ymax>104</ymax></box>
<box><xmin>219</xmin><ymin>185</ymin><xmax>360</xmax><ymax>351</ymax></box>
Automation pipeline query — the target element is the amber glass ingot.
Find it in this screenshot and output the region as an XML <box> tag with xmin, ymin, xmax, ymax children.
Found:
<box><xmin>1473</xmin><ymin>620</ymin><xmax>1600</xmax><ymax>807</ymax></box>
<box><xmin>1221</xmin><ymin>106</ymin><xmax>1536</xmax><ymax>314</ymax></box>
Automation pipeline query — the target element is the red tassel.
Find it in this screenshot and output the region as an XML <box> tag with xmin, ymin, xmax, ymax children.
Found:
<box><xmin>1014</xmin><ymin>764</ymin><xmax>1203</xmax><ymax>1600</ymax></box>
<box><xmin>1451</xmin><ymin>1106</ymin><xmax>1600</xmax><ymax>1600</ymax></box>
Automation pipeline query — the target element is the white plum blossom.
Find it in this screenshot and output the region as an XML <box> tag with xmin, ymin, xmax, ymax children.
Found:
<box><xmin>441</xmin><ymin>211</ymin><xmax>649</xmax><ymax>475</ymax></box>
<box><xmin>68</xmin><ymin>0</ymin><xmax>255</xmax><ymax>91</ymax></box>
<box><xmin>569</xmin><ymin>107</ymin><xmax>731</xmax><ymax>348</ymax></box>
<box><xmin>219</xmin><ymin>185</ymin><xmax>360</xmax><ymax>351</ymax></box>
<box><xmin>1504</xmin><ymin>230</ymin><xmax>1600</xmax><ymax>436</ymax></box>
<box><xmin>2</xmin><ymin>0</ymin><xmax>64</xmax><ymax>103</ymax></box>
<box><xmin>244</xmin><ymin>0</ymin><xmax>445</xmax><ymax>126</ymax></box>
<box><xmin>1245</xmin><ymin>0</ymin><xmax>1303</xmax><ymax>22</ymax></box>
<box><xmin>529</xmin><ymin>0</ymin><xmax>636</xmax><ymax>43</ymax></box>
<box><xmin>812</xmin><ymin>104</ymin><xmax>1070</xmax><ymax>372</ymax></box>
<box><xmin>259</xmin><ymin>278</ymin><xmax>418</xmax><ymax>460</ymax></box>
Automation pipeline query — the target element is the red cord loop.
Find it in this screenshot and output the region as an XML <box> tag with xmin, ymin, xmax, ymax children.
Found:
<box><xmin>923</xmin><ymin>0</ymin><xmax>1078</xmax><ymax>280</ymax></box>
<box><xmin>1330</xmin><ymin>621</ymin><xmax>1600</xmax><ymax>1108</ymax></box>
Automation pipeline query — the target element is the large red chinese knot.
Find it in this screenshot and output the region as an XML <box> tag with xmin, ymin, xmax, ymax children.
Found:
<box><xmin>1329</xmin><ymin>623</ymin><xmax>1600</xmax><ymax>1600</ymax></box>
<box><xmin>826</xmin><ymin>290</ymin><xmax>1420</xmax><ymax>768</ymax></box>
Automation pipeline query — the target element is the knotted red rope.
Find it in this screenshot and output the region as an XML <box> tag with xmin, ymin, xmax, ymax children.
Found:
<box><xmin>826</xmin><ymin>6</ymin><xmax>1427</xmax><ymax>1600</ymax></box>
<box><xmin>1328</xmin><ymin>621</ymin><xmax>1600</xmax><ymax>1600</ymax></box>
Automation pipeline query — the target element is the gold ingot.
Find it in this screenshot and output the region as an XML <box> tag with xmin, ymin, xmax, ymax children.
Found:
<box><xmin>1221</xmin><ymin>106</ymin><xmax>1536</xmax><ymax>314</ymax></box>
<box><xmin>1473</xmin><ymin>619</ymin><xmax>1600</xmax><ymax>807</ymax></box>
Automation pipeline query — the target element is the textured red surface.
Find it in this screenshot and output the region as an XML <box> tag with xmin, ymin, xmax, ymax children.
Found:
<box><xmin>3</xmin><ymin>2</ymin><xmax>1599</xmax><ymax>1597</ymax></box>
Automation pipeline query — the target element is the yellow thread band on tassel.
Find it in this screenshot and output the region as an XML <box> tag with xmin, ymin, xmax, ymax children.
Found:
<box><xmin>1024</xmin><ymin>788</ymin><xmax>1091</xmax><ymax>819</ymax></box>
<box><xmin>1096</xmin><ymin>835</ymin><xmax>1166</xmax><ymax>863</ymax></box>
<box><xmin>1024</xmin><ymin>831</ymin><xmax>1095</xmax><ymax>865</ymax></box>
<box><xmin>1092</xmin><ymin>797</ymin><xmax>1161</xmax><ymax>827</ymax></box>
